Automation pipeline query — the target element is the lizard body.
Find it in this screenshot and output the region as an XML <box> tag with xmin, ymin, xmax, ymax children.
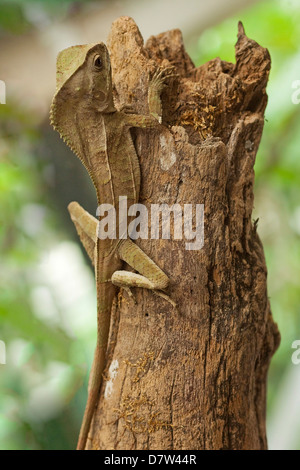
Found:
<box><xmin>50</xmin><ymin>42</ymin><xmax>173</xmax><ymax>450</ymax></box>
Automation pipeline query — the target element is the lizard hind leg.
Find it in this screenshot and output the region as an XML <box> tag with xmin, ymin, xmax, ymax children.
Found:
<box><xmin>68</xmin><ymin>201</ymin><xmax>98</xmax><ymax>265</ymax></box>
<box><xmin>112</xmin><ymin>239</ymin><xmax>176</xmax><ymax>307</ymax></box>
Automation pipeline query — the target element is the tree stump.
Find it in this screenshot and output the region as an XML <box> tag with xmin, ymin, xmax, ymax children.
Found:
<box><xmin>88</xmin><ymin>16</ymin><xmax>280</xmax><ymax>450</ymax></box>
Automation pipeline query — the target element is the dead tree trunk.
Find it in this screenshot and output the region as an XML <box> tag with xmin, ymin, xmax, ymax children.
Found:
<box><xmin>89</xmin><ymin>16</ymin><xmax>280</xmax><ymax>450</ymax></box>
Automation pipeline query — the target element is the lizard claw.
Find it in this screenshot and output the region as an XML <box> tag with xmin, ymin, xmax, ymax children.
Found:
<box><xmin>123</xmin><ymin>286</ymin><xmax>137</xmax><ymax>304</ymax></box>
<box><xmin>149</xmin><ymin>65</ymin><xmax>177</xmax><ymax>93</ymax></box>
<box><xmin>153</xmin><ymin>289</ymin><xmax>177</xmax><ymax>308</ymax></box>
<box><xmin>151</xmin><ymin>65</ymin><xmax>176</xmax><ymax>81</ymax></box>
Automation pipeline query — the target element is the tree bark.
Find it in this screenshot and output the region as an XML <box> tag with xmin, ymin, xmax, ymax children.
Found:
<box><xmin>88</xmin><ymin>16</ymin><xmax>280</xmax><ymax>450</ymax></box>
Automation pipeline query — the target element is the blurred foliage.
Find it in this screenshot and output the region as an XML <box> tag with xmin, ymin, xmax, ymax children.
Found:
<box><xmin>0</xmin><ymin>0</ymin><xmax>106</xmax><ymax>35</ymax></box>
<box><xmin>0</xmin><ymin>0</ymin><xmax>299</xmax><ymax>450</ymax></box>
<box><xmin>0</xmin><ymin>103</ymin><xmax>85</xmax><ymax>449</ymax></box>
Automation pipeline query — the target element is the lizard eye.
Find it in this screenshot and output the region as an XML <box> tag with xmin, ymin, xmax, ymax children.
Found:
<box><xmin>94</xmin><ymin>56</ymin><xmax>103</xmax><ymax>70</ymax></box>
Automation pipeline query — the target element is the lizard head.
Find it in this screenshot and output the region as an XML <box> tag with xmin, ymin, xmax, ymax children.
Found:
<box><xmin>50</xmin><ymin>42</ymin><xmax>116</xmax><ymax>164</ymax></box>
<box><xmin>52</xmin><ymin>42</ymin><xmax>116</xmax><ymax>114</ymax></box>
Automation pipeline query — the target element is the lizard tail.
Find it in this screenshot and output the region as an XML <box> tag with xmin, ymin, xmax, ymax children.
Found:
<box><xmin>76</xmin><ymin>344</ymin><xmax>106</xmax><ymax>450</ymax></box>
<box><xmin>77</xmin><ymin>251</ymin><xmax>119</xmax><ymax>450</ymax></box>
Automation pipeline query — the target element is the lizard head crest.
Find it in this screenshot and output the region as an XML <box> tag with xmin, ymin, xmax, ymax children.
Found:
<box><xmin>50</xmin><ymin>42</ymin><xmax>116</xmax><ymax>165</ymax></box>
<box><xmin>52</xmin><ymin>42</ymin><xmax>115</xmax><ymax>115</ymax></box>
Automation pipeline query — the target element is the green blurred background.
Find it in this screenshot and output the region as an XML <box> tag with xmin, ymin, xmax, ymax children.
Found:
<box><xmin>0</xmin><ymin>0</ymin><xmax>299</xmax><ymax>450</ymax></box>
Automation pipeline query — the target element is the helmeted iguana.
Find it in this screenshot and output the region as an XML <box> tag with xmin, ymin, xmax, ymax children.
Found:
<box><xmin>50</xmin><ymin>42</ymin><xmax>174</xmax><ymax>450</ymax></box>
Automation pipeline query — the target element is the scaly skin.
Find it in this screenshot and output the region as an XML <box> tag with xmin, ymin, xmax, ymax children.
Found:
<box><xmin>50</xmin><ymin>42</ymin><xmax>173</xmax><ymax>450</ymax></box>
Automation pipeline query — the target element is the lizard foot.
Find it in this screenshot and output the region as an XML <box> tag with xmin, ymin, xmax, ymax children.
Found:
<box><xmin>122</xmin><ymin>286</ymin><xmax>137</xmax><ymax>304</ymax></box>
<box><xmin>153</xmin><ymin>289</ymin><xmax>177</xmax><ymax>309</ymax></box>
<box><xmin>149</xmin><ymin>65</ymin><xmax>177</xmax><ymax>94</ymax></box>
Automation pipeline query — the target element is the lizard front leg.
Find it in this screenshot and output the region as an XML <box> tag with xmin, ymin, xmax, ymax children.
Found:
<box><xmin>113</xmin><ymin>239</ymin><xmax>176</xmax><ymax>307</ymax></box>
<box><xmin>148</xmin><ymin>66</ymin><xmax>175</xmax><ymax>123</ymax></box>
<box><xmin>124</xmin><ymin>66</ymin><xmax>176</xmax><ymax>128</ymax></box>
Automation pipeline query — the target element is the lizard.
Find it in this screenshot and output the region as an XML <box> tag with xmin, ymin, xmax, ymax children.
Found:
<box><xmin>50</xmin><ymin>42</ymin><xmax>175</xmax><ymax>450</ymax></box>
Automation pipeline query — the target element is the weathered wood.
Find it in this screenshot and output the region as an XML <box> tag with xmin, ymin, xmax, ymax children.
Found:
<box><xmin>89</xmin><ymin>16</ymin><xmax>280</xmax><ymax>450</ymax></box>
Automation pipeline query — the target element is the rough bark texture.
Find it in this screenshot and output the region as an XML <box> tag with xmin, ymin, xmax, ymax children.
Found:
<box><xmin>89</xmin><ymin>16</ymin><xmax>280</xmax><ymax>450</ymax></box>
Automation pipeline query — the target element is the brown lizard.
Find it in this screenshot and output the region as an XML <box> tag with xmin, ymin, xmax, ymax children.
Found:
<box><xmin>50</xmin><ymin>42</ymin><xmax>174</xmax><ymax>450</ymax></box>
